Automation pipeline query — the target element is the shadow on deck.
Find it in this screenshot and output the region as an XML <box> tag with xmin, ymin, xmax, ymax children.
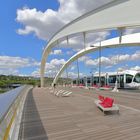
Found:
<box><xmin>19</xmin><ymin>89</ymin><xmax>48</xmax><ymax>140</ymax></box>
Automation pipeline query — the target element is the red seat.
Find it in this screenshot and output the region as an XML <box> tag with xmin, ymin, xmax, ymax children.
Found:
<box><xmin>103</xmin><ymin>85</ymin><xmax>111</xmax><ymax>88</ymax></box>
<box><xmin>92</xmin><ymin>84</ymin><xmax>99</xmax><ymax>88</ymax></box>
<box><xmin>98</xmin><ymin>95</ymin><xmax>104</xmax><ymax>102</ymax></box>
<box><xmin>79</xmin><ymin>84</ymin><xmax>84</xmax><ymax>87</ymax></box>
<box><xmin>99</xmin><ymin>97</ymin><xmax>114</xmax><ymax>108</ymax></box>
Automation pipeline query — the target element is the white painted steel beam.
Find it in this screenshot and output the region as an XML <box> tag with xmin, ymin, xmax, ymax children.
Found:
<box><xmin>41</xmin><ymin>0</ymin><xmax>140</xmax><ymax>87</ymax></box>
<box><xmin>52</xmin><ymin>33</ymin><xmax>140</xmax><ymax>85</ymax></box>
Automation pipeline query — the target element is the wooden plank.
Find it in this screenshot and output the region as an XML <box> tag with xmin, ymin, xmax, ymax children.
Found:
<box><xmin>19</xmin><ymin>87</ymin><xmax>140</xmax><ymax>140</ymax></box>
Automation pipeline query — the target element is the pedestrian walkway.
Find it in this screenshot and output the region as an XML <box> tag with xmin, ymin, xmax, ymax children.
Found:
<box><xmin>19</xmin><ymin>87</ymin><xmax>140</xmax><ymax>140</ymax></box>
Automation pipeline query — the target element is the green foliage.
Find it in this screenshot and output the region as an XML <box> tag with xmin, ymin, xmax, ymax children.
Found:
<box><xmin>44</xmin><ymin>77</ymin><xmax>72</xmax><ymax>86</ymax></box>
<box><xmin>0</xmin><ymin>75</ymin><xmax>72</xmax><ymax>94</ymax></box>
<box><xmin>0</xmin><ymin>75</ymin><xmax>40</xmax><ymax>90</ymax></box>
<box><xmin>0</xmin><ymin>89</ymin><xmax>8</xmax><ymax>94</ymax></box>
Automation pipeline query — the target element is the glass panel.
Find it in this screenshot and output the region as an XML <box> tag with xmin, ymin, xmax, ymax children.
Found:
<box><xmin>120</xmin><ymin>75</ymin><xmax>124</xmax><ymax>88</ymax></box>
<box><xmin>134</xmin><ymin>73</ymin><xmax>140</xmax><ymax>83</ymax></box>
<box><xmin>87</xmin><ymin>78</ymin><xmax>91</xmax><ymax>83</ymax></box>
<box><xmin>101</xmin><ymin>77</ymin><xmax>105</xmax><ymax>86</ymax></box>
<box><xmin>126</xmin><ymin>74</ymin><xmax>133</xmax><ymax>83</ymax></box>
<box><xmin>109</xmin><ymin>75</ymin><xmax>116</xmax><ymax>83</ymax></box>
<box><xmin>93</xmin><ymin>77</ymin><xmax>99</xmax><ymax>84</ymax></box>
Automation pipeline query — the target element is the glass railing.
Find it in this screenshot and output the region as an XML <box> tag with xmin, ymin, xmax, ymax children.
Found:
<box><xmin>0</xmin><ymin>85</ymin><xmax>32</xmax><ymax>140</ymax></box>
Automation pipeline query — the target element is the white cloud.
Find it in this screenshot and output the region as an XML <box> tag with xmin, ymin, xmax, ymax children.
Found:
<box><xmin>81</xmin><ymin>51</ymin><xmax>140</xmax><ymax>67</ymax></box>
<box><xmin>31</xmin><ymin>58</ymin><xmax>66</xmax><ymax>77</ymax></box>
<box><xmin>31</xmin><ymin>69</ymin><xmax>40</xmax><ymax>77</ymax></box>
<box><xmin>130</xmin><ymin>66</ymin><xmax>140</xmax><ymax>71</ymax></box>
<box><xmin>0</xmin><ymin>69</ymin><xmax>19</xmax><ymax>75</ymax></box>
<box><xmin>117</xmin><ymin>65</ymin><xmax>140</xmax><ymax>72</ymax></box>
<box><xmin>0</xmin><ymin>55</ymin><xmax>40</xmax><ymax>76</ymax></box>
<box><xmin>70</xmin><ymin>65</ymin><xmax>76</xmax><ymax>71</ymax></box>
<box><xmin>85</xmin><ymin>59</ymin><xmax>98</xmax><ymax>66</ymax></box>
<box><xmin>62</xmin><ymin>71</ymin><xmax>86</xmax><ymax>79</ymax></box>
<box><xmin>50</xmin><ymin>49</ymin><xmax>62</xmax><ymax>55</ymax></box>
<box><xmin>78</xmin><ymin>56</ymin><xmax>90</xmax><ymax>62</ymax></box>
<box><xmin>16</xmin><ymin>8</ymin><xmax>64</xmax><ymax>40</ymax></box>
<box><xmin>130</xmin><ymin>51</ymin><xmax>140</xmax><ymax>61</ymax></box>
<box><xmin>86</xmin><ymin>56</ymin><xmax>113</xmax><ymax>67</ymax></box>
<box><xmin>31</xmin><ymin>58</ymin><xmax>85</xmax><ymax>78</ymax></box>
<box><xmin>50</xmin><ymin>58</ymin><xmax>66</xmax><ymax>67</ymax></box>
<box><xmin>0</xmin><ymin>56</ymin><xmax>39</xmax><ymax>69</ymax></box>
<box><xmin>59</xmin><ymin>31</ymin><xmax>110</xmax><ymax>51</ymax></box>
<box><xmin>16</xmin><ymin>0</ymin><xmax>113</xmax><ymax>40</ymax></box>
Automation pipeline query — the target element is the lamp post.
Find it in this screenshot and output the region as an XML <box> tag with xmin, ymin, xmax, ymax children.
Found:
<box><xmin>66</xmin><ymin>67</ymin><xmax>69</xmax><ymax>86</ymax></box>
<box><xmin>112</xmin><ymin>28</ymin><xmax>124</xmax><ymax>92</ymax></box>
<box><xmin>90</xmin><ymin>71</ymin><xmax>93</xmax><ymax>87</ymax></box>
<box><xmin>90</xmin><ymin>68</ymin><xmax>97</xmax><ymax>87</ymax></box>
<box><xmin>99</xmin><ymin>41</ymin><xmax>101</xmax><ymax>88</ymax></box>
<box><xmin>112</xmin><ymin>54</ymin><xmax>119</xmax><ymax>92</ymax></box>
<box><xmin>77</xmin><ymin>59</ymin><xmax>80</xmax><ymax>86</ymax></box>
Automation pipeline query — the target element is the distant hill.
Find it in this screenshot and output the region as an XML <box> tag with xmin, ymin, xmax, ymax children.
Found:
<box><xmin>0</xmin><ymin>75</ymin><xmax>72</xmax><ymax>92</ymax></box>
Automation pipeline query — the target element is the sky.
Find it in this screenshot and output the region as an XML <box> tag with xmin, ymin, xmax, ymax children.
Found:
<box><xmin>0</xmin><ymin>0</ymin><xmax>140</xmax><ymax>78</ymax></box>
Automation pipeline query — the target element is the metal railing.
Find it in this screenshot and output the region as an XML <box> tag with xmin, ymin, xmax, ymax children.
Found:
<box><xmin>0</xmin><ymin>85</ymin><xmax>32</xmax><ymax>140</ymax></box>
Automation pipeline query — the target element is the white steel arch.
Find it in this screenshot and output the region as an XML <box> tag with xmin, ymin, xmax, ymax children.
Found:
<box><xmin>52</xmin><ymin>33</ymin><xmax>140</xmax><ymax>85</ymax></box>
<box><xmin>41</xmin><ymin>0</ymin><xmax>140</xmax><ymax>87</ymax></box>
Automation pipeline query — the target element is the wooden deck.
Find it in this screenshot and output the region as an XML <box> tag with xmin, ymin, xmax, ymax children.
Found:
<box><xmin>19</xmin><ymin>87</ymin><xmax>140</xmax><ymax>140</ymax></box>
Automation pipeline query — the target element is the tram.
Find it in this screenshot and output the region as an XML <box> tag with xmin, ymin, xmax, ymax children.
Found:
<box><xmin>73</xmin><ymin>70</ymin><xmax>140</xmax><ymax>89</ymax></box>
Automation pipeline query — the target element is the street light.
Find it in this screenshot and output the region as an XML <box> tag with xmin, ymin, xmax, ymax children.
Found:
<box><xmin>90</xmin><ymin>71</ymin><xmax>93</xmax><ymax>86</ymax></box>
<box><xmin>99</xmin><ymin>41</ymin><xmax>101</xmax><ymax>88</ymax></box>
<box><xmin>112</xmin><ymin>54</ymin><xmax>119</xmax><ymax>92</ymax></box>
<box><xmin>66</xmin><ymin>67</ymin><xmax>69</xmax><ymax>86</ymax></box>
<box><xmin>77</xmin><ymin>59</ymin><xmax>80</xmax><ymax>86</ymax></box>
<box><xmin>90</xmin><ymin>68</ymin><xmax>97</xmax><ymax>87</ymax></box>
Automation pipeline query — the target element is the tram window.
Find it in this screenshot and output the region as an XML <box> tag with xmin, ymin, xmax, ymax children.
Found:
<box><xmin>134</xmin><ymin>73</ymin><xmax>140</xmax><ymax>83</ymax></box>
<box><xmin>126</xmin><ymin>74</ymin><xmax>133</xmax><ymax>83</ymax></box>
<box><xmin>73</xmin><ymin>80</ymin><xmax>76</xmax><ymax>84</ymax></box>
<box><xmin>93</xmin><ymin>77</ymin><xmax>99</xmax><ymax>84</ymax></box>
<box><xmin>109</xmin><ymin>76</ymin><xmax>116</xmax><ymax>83</ymax></box>
<box><xmin>87</xmin><ymin>78</ymin><xmax>91</xmax><ymax>83</ymax></box>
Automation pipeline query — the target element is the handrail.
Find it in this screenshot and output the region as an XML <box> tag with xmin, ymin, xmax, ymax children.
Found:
<box><xmin>0</xmin><ymin>85</ymin><xmax>32</xmax><ymax>140</ymax></box>
<box><xmin>0</xmin><ymin>86</ymin><xmax>25</xmax><ymax>122</ymax></box>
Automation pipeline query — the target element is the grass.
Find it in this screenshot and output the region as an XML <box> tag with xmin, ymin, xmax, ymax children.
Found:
<box><xmin>0</xmin><ymin>89</ymin><xmax>9</xmax><ymax>94</ymax></box>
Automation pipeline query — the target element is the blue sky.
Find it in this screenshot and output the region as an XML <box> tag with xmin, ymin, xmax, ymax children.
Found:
<box><xmin>0</xmin><ymin>0</ymin><xmax>139</xmax><ymax>78</ymax></box>
<box><xmin>0</xmin><ymin>0</ymin><xmax>59</xmax><ymax>58</ymax></box>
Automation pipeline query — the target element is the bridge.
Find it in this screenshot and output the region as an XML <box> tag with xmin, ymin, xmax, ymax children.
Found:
<box><xmin>41</xmin><ymin>0</ymin><xmax>140</xmax><ymax>87</ymax></box>
<box><xmin>1</xmin><ymin>86</ymin><xmax>140</xmax><ymax>140</ymax></box>
<box><xmin>0</xmin><ymin>0</ymin><xmax>140</xmax><ymax>139</ymax></box>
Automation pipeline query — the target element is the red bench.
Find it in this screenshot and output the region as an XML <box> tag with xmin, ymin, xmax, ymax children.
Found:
<box><xmin>95</xmin><ymin>95</ymin><xmax>119</xmax><ymax>115</ymax></box>
<box><xmin>92</xmin><ymin>84</ymin><xmax>99</xmax><ymax>88</ymax></box>
<box><xmin>98</xmin><ymin>95</ymin><xmax>105</xmax><ymax>102</ymax></box>
<box><xmin>99</xmin><ymin>97</ymin><xmax>114</xmax><ymax>108</ymax></box>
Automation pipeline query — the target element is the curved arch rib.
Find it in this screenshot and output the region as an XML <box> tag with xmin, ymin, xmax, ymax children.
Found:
<box><xmin>52</xmin><ymin>33</ymin><xmax>140</xmax><ymax>85</ymax></box>
<box><xmin>41</xmin><ymin>0</ymin><xmax>140</xmax><ymax>87</ymax></box>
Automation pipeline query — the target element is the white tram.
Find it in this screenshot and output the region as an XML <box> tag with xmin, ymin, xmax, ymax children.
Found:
<box><xmin>73</xmin><ymin>70</ymin><xmax>140</xmax><ymax>89</ymax></box>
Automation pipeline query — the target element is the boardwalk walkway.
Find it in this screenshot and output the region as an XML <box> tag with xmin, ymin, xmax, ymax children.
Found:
<box><xmin>19</xmin><ymin>87</ymin><xmax>140</xmax><ymax>140</ymax></box>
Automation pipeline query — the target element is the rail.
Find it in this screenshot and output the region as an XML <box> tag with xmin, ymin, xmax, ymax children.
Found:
<box><xmin>0</xmin><ymin>85</ymin><xmax>32</xmax><ymax>140</ymax></box>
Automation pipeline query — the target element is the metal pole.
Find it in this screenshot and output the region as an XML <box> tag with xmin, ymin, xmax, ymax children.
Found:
<box><xmin>118</xmin><ymin>27</ymin><xmax>124</xmax><ymax>44</ymax></box>
<box><xmin>90</xmin><ymin>71</ymin><xmax>92</xmax><ymax>86</ymax></box>
<box><xmin>85</xmin><ymin>75</ymin><xmax>88</xmax><ymax>88</ymax></box>
<box><xmin>106</xmin><ymin>73</ymin><xmax>108</xmax><ymax>86</ymax></box>
<box><xmin>66</xmin><ymin>67</ymin><xmax>69</xmax><ymax>86</ymax></box>
<box><xmin>112</xmin><ymin>27</ymin><xmax>122</xmax><ymax>92</ymax></box>
<box><xmin>66</xmin><ymin>36</ymin><xmax>69</xmax><ymax>86</ymax></box>
<box><xmin>83</xmin><ymin>32</ymin><xmax>86</xmax><ymax>49</ymax></box>
<box><xmin>99</xmin><ymin>41</ymin><xmax>101</xmax><ymax>87</ymax></box>
<box><xmin>77</xmin><ymin>59</ymin><xmax>80</xmax><ymax>86</ymax></box>
<box><xmin>66</xmin><ymin>36</ymin><xmax>69</xmax><ymax>46</ymax></box>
